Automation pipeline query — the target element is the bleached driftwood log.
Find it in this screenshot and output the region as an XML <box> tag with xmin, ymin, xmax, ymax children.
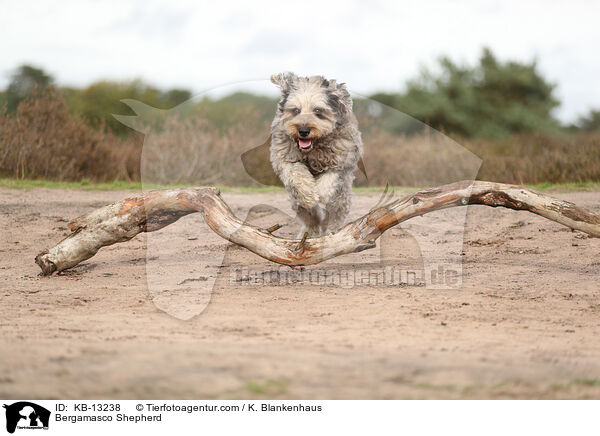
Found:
<box><xmin>35</xmin><ymin>180</ymin><xmax>600</xmax><ymax>275</ymax></box>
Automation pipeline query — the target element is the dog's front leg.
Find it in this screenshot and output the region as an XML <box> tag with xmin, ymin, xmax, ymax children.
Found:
<box><xmin>315</xmin><ymin>170</ymin><xmax>341</xmax><ymax>206</ymax></box>
<box><xmin>279</xmin><ymin>162</ymin><xmax>318</xmax><ymax>209</ymax></box>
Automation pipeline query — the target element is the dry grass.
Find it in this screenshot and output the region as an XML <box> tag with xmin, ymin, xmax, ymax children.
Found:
<box><xmin>140</xmin><ymin>112</ymin><xmax>266</xmax><ymax>186</ymax></box>
<box><xmin>0</xmin><ymin>88</ymin><xmax>141</xmax><ymax>181</ymax></box>
<box><xmin>467</xmin><ymin>133</ymin><xmax>600</xmax><ymax>185</ymax></box>
<box><xmin>1</xmin><ymin>89</ymin><xmax>599</xmax><ymax>186</ymax></box>
<box><xmin>360</xmin><ymin>128</ymin><xmax>481</xmax><ymax>186</ymax></box>
<box><xmin>357</xmin><ymin>129</ymin><xmax>600</xmax><ymax>186</ymax></box>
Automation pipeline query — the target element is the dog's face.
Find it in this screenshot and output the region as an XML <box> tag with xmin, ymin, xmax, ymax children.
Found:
<box><xmin>271</xmin><ymin>72</ymin><xmax>352</xmax><ymax>152</ymax></box>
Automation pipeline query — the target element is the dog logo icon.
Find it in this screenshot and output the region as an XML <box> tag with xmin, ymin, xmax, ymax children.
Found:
<box><xmin>3</xmin><ymin>402</ymin><xmax>50</xmax><ymax>434</ymax></box>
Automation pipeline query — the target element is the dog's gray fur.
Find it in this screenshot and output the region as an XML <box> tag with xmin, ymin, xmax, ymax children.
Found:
<box><xmin>270</xmin><ymin>72</ymin><xmax>363</xmax><ymax>236</ymax></box>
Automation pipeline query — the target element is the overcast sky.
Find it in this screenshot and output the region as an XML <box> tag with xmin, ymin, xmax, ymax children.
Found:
<box><xmin>2</xmin><ymin>0</ymin><xmax>599</xmax><ymax>122</ymax></box>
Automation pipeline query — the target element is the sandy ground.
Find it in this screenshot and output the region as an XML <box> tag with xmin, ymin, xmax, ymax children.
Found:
<box><xmin>1</xmin><ymin>187</ymin><xmax>599</xmax><ymax>399</ymax></box>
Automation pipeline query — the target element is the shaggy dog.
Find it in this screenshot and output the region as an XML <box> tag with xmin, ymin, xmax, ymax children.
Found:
<box><xmin>270</xmin><ymin>72</ymin><xmax>363</xmax><ymax>237</ymax></box>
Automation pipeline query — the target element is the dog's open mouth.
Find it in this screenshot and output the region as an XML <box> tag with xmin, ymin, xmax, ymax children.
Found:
<box><xmin>297</xmin><ymin>138</ymin><xmax>313</xmax><ymax>151</ymax></box>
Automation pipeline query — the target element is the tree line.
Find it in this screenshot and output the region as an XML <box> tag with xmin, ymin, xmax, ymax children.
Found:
<box><xmin>1</xmin><ymin>48</ymin><xmax>599</xmax><ymax>138</ymax></box>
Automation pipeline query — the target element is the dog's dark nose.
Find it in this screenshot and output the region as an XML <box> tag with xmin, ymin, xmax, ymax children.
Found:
<box><xmin>298</xmin><ymin>127</ymin><xmax>310</xmax><ymax>138</ymax></box>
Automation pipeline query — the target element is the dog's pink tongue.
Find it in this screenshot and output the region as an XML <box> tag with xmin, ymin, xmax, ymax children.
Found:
<box><xmin>298</xmin><ymin>139</ymin><xmax>312</xmax><ymax>149</ymax></box>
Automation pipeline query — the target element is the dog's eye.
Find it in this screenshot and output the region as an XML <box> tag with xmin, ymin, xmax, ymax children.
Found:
<box><xmin>314</xmin><ymin>108</ymin><xmax>326</xmax><ymax>118</ymax></box>
<box><xmin>289</xmin><ymin>107</ymin><xmax>300</xmax><ymax>115</ymax></box>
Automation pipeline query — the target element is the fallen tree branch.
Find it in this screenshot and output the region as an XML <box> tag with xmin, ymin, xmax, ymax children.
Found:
<box><xmin>35</xmin><ymin>180</ymin><xmax>600</xmax><ymax>275</ymax></box>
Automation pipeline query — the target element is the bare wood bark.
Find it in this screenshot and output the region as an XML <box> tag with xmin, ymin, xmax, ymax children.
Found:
<box><xmin>35</xmin><ymin>181</ymin><xmax>600</xmax><ymax>275</ymax></box>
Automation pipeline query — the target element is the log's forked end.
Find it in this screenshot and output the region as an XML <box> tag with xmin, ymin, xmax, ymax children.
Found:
<box><xmin>35</xmin><ymin>250</ymin><xmax>57</xmax><ymax>276</ymax></box>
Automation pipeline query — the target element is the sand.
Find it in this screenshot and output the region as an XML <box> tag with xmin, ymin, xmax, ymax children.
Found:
<box><xmin>1</xmin><ymin>187</ymin><xmax>599</xmax><ymax>399</ymax></box>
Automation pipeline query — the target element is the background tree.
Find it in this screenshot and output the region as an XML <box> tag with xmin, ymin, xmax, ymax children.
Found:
<box><xmin>371</xmin><ymin>48</ymin><xmax>561</xmax><ymax>138</ymax></box>
<box><xmin>63</xmin><ymin>79</ymin><xmax>192</xmax><ymax>135</ymax></box>
<box><xmin>5</xmin><ymin>64</ymin><xmax>53</xmax><ymax>112</ymax></box>
<box><xmin>576</xmin><ymin>109</ymin><xmax>600</xmax><ymax>132</ymax></box>
<box><xmin>191</xmin><ymin>92</ymin><xmax>276</xmax><ymax>131</ymax></box>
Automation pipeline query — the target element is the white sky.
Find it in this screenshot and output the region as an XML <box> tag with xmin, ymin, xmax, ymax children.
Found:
<box><xmin>1</xmin><ymin>0</ymin><xmax>599</xmax><ymax>122</ymax></box>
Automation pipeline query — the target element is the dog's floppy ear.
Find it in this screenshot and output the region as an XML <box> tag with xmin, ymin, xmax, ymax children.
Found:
<box><xmin>327</xmin><ymin>80</ymin><xmax>353</xmax><ymax>115</ymax></box>
<box><xmin>270</xmin><ymin>72</ymin><xmax>296</xmax><ymax>91</ymax></box>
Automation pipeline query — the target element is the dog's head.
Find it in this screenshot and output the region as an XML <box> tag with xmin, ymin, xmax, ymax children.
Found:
<box><xmin>271</xmin><ymin>72</ymin><xmax>352</xmax><ymax>152</ymax></box>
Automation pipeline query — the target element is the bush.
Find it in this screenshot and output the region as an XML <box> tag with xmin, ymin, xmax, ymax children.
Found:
<box><xmin>0</xmin><ymin>87</ymin><xmax>140</xmax><ymax>181</ymax></box>
<box><xmin>140</xmin><ymin>111</ymin><xmax>268</xmax><ymax>186</ymax></box>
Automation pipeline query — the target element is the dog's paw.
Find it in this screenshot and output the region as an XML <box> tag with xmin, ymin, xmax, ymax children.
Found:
<box><xmin>315</xmin><ymin>171</ymin><xmax>340</xmax><ymax>205</ymax></box>
<box><xmin>296</xmin><ymin>188</ymin><xmax>319</xmax><ymax>209</ymax></box>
